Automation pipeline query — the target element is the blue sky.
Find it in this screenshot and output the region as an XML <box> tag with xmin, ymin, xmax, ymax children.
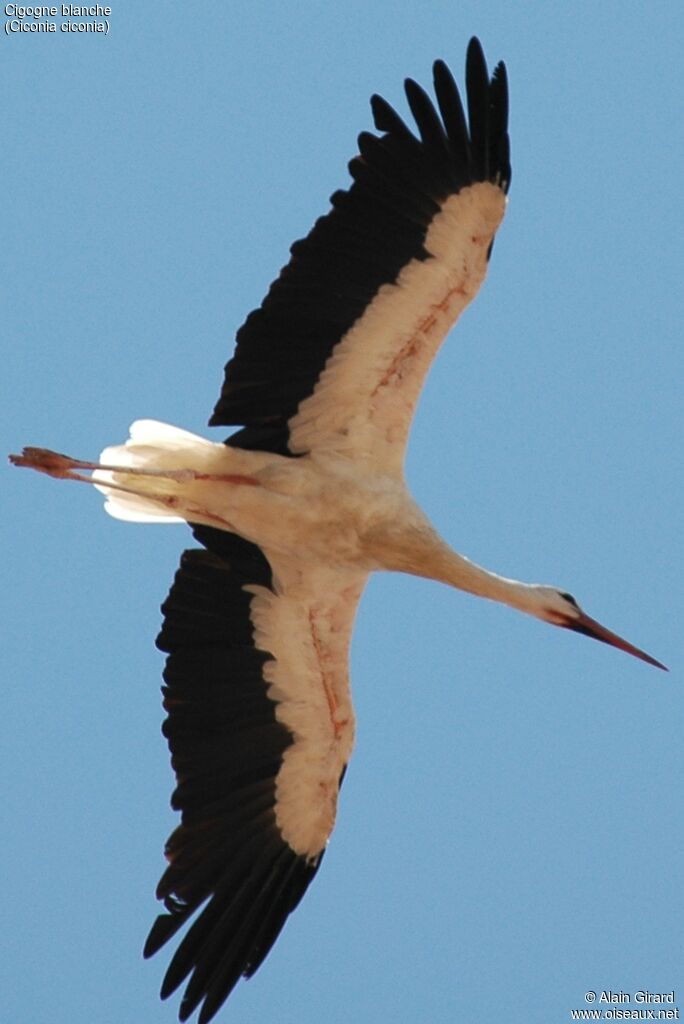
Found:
<box><xmin>3</xmin><ymin>3</ymin><xmax>682</xmax><ymax>1023</ymax></box>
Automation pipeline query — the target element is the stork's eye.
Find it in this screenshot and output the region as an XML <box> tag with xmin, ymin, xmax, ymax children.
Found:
<box><xmin>559</xmin><ymin>591</ymin><xmax>578</xmax><ymax>607</ymax></box>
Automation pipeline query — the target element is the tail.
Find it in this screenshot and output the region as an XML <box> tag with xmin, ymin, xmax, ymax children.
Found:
<box><xmin>94</xmin><ymin>420</ymin><xmax>219</xmax><ymax>523</ymax></box>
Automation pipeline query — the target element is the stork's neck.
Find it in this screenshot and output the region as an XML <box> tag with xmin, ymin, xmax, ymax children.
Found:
<box><xmin>370</xmin><ymin>519</ymin><xmax>543</xmax><ymax>617</ymax></box>
<box><xmin>426</xmin><ymin>545</ymin><xmax>539</xmax><ymax>613</ymax></box>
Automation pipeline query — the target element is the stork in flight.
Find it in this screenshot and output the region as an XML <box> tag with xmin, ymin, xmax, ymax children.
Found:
<box><xmin>11</xmin><ymin>38</ymin><xmax>664</xmax><ymax>1024</ymax></box>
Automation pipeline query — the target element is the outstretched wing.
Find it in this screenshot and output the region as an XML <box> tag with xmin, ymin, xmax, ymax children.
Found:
<box><xmin>145</xmin><ymin>526</ymin><xmax>367</xmax><ymax>1023</ymax></box>
<box><xmin>211</xmin><ymin>38</ymin><xmax>510</xmax><ymax>471</ymax></box>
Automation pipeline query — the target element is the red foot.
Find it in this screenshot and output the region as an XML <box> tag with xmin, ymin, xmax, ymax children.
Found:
<box><xmin>8</xmin><ymin>447</ymin><xmax>87</xmax><ymax>480</ymax></box>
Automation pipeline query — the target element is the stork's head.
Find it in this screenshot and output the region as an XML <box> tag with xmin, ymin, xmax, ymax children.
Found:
<box><xmin>531</xmin><ymin>585</ymin><xmax>666</xmax><ymax>670</ymax></box>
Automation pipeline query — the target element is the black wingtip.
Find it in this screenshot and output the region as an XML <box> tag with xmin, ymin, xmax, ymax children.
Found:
<box><xmin>467</xmin><ymin>35</ymin><xmax>486</xmax><ymax>64</ymax></box>
<box><xmin>144</xmin><ymin>911</ymin><xmax>189</xmax><ymax>961</ymax></box>
<box><xmin>370</xmin><ymin>91</ymin><xmax>414</xmax><ymax>141</ymax></box>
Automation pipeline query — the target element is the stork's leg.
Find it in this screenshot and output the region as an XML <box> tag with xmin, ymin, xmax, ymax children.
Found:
<box><xmin>9</xmin><ymin>447</ymin><xmax>260</xmax><ymax>488</ymax></box>
<box><xmin>9</xmin><ymin>447</ymin><xmax>109</xmax><ymax>482</ymax></box>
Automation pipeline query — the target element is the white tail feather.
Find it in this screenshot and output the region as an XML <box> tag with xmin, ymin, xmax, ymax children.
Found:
<box><xmin>93</xmin><ymin>420</ymin><xmax>219</xmax><ymax>523</ymax></box>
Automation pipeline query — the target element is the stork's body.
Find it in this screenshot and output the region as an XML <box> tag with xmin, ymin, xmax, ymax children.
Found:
<box><xmin>11</xmin><ymin>39</ymin><xmax>663</xmax><ymax>1024</ymax></box>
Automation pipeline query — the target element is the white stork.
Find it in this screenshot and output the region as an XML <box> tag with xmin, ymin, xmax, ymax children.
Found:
<box><xmin>11</xmin><ymin>38</ymin><xmax>664</xmax><ymax>1024</ymax></box>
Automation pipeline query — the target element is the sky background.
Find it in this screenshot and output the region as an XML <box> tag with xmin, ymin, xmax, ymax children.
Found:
<box><xmin>3</xmin><ymin>3</ymin><xmax>682</xmax><ymax>1023</ymax></box>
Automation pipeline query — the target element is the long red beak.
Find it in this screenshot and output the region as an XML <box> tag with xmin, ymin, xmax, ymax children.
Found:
<box><xmin>564</xmin><ymin>611</ymin><xmax>667</xmax><ymax>671</ymax></box>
